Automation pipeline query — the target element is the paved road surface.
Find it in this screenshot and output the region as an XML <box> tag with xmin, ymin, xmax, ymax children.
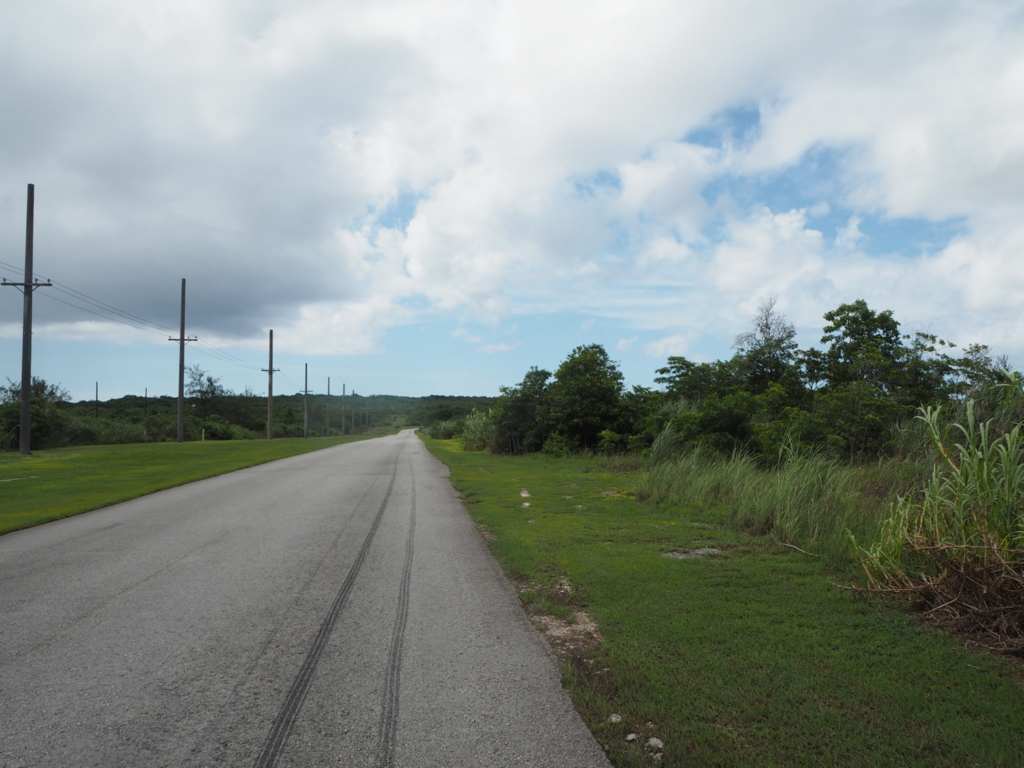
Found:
<box><xmin>0</xmin><ymin>430</ymin><xmax>610</xmax><ymax>767</ymax></box>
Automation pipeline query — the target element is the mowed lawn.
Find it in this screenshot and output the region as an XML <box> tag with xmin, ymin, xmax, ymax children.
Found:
<box><xmin>0</xmin><ymin>428</ymin><xmax>398</xmax><ymax>535</ymax></box>
<box><xmin>421</xmin><ymin>436</ymin><xmax>1024</xmax><ymax>768</ymax></box>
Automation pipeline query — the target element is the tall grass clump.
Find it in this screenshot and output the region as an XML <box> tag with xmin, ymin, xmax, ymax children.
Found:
<box><xmin>641</xmin><ymin>438</ymin><xmax>921</xmax><ymax>563</ymax></box>
<box><xmin>427</xmin><ymin>418</ymin><xmax>465</xmax><ymax>440</ymax></box>
<box><xmin>862</xmin><ymin>401</ymin><xmax>1024</xmax><ymax>651</ymax></box>
<box><xmin>459</xmin><ymin>409</ymin><xmax>496</xmax><ymax>452</ymax></box>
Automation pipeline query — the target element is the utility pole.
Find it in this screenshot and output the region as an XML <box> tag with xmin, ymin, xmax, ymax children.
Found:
<box><xmin>303</xmin><ymin>363</ymin><xmax>308</xmax><ymax>439</ymax></box>
<box><xmin>341</xmin><ymin>383</ymin><xmax>346</xmax><ymax>436</ymax></box>
<box><xmin>2</xmin><ymin>184</ymin><xmax>52</xmax><ymax>455</ymax></box>
<box><xmin>168</xmin><ymin>278</ymin><xmax>196</xmax><ymax>443</ymax></box>
<box><xmin>262</xmin><ymin>330</ymin><xmax>279</xmax><ymax>439</ymax></box>
<box><xmin>326</xmin><ymin>377</ymin><xmax>330</xmax><ymax>436</ymax></box>
<box><xmin>95</xmin><ymin>382</ymin><xmax>98</xmax><ymax>418</ymax></box>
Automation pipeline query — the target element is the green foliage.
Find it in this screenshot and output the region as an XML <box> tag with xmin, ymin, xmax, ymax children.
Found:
<box><xmin>459</xmin><ymin>409</ymin><xmax>496</xmax><ymax>451</ymax></box>
<box><xmin>862</xmin><ymin>401</ymin><xmax>1024</xmax><ymax>649</ymax></box>
<box><xmin>732</xmin><ymin>295</ymin><xmax>801</xmax><ymax>395</ymax></box>
<box><xmin>427</xmin><ymin>418</ymin><xmax>464</xmax><ymax>440</ymax></box>
<box><xmin>650</xmin><ymin>299</ymin><xmax>1011</xmax><ymax>464</ymax></box>
<box><xmin>490</xmin><ymin>367</ymin><xmax>551</xmax><ymax>454</ymax></box>
<box><xmin>0</xmin><ymin>377</ymin><xmax>73</xmax><ymax>450</ymax></box>
<box><xmin>545</xmin><ymin>344</ymin><xmax>624</xmax><ymax>450</ymax></box>
<box><xmin>1</xmin><ymin>367</ymin><xmax>492</xmax><ymax>450</ymax></box>
<box><xmin>654</xmin><ymin>356</ymin><xmax>742</xmax><ymax>401</ymax></box>
<box><xmin>642</xmin><ymin>442</ymin><xmax>923</xmax><ymax>563</ymax></box>
<box><xmin>480</xmin><ymin>297</ymin><xmax>1009</xmax><ymax>462</ymax></box>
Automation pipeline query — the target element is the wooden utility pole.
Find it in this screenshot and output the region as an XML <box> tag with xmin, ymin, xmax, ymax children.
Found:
<box><xmin>341</xmin><ymin>383</ymin><xmax>345</xmax><ymax>436</ymax></box>
<box><xmin>168</xmin><ymin>278</ymin><xmax>196</xmax><ymax>443</ymax></box>
<box><xmin>262</xmin><ymin>330</ymin><xmax>279</xmax><ymax>439</ymax></box>
<box><xmin>326</xmin><ymin>377</ymin><xmax>330</xmax><ymax>436</ymax></box>
<box><xmin>303</xmin><ymin>363</ymin><xmax>308</xmax><ymax>439</ymax></box>
<box><xmin>1</xmin><ymin>184</ymin><xmax>51</xmax><ymax>455</ymax></box>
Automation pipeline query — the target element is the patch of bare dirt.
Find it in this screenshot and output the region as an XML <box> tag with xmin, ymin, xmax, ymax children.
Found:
<box><xmin>529</xmin><ymin>611</ymin><xmax>604</xmax><ymax>658</ymax></box>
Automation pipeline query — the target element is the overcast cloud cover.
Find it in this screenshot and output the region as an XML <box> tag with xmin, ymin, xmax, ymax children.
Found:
<box><xmin>2</xmin><ymin>0</ymin><xmax>1024</xmax><ymax>400</ymax></box>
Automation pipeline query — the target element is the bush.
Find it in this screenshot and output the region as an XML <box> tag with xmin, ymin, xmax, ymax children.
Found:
<box><xmin>459</xmin><ymin>409</ymin><xmax>496</xmax><ymax>452</ymax></box>
<box><xmin>428</xmin><ymin>418</ymin><xmax>464</xmax><ymax>440</ymax></box>
<box><xmin>641</xmin><ymin>442</ymin><xmax>923</xmax><ymax>563</ymax></box>
<box><xmin>861</xmin><ymin>401</ymin><xmax>1024</xmax><ymax>651</ymax></box>
<box><xmin>541</xmin><ymin>433</ymin><xmax>577</xmax><ymax>457</ymax></box>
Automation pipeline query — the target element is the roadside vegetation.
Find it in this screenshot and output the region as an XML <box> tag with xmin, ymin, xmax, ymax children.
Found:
<box><xmin>0</xmin><ymin>428</ymin><xmax>398</xmax><ymax>535</ymax></box>
<box><xmin>427</xmin><ymin>298</ymin><xmax>1024</xmax><ymax>653</ymax></box>
<box><xmin>422</xmin><ymin>435</ymin><xmax>1024</xmax><ymax>767</ymax></box>
<box><xmin>0</xmin><ymin>366</ymin><xmax>490</xmax><ymax>451</ymax></box>
<box><xmin>420</xmin><ymin>298</ymin><xmax>1024</xmax><ymax>763</ymax></box>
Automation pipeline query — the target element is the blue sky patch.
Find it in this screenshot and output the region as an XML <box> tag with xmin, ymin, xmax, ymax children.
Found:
<box><xmin>376</xmin><ymin>189</ymin><xmax>421</xmax><ymax>232</ymax></box>
<box><xmin>571</xmin><ymin>169</ymin><xmax>622</xmax><ymax>200</ymax></box>
<box><xmin>684</xmin><ymin>104</ymin><xmax>762</xmax><ymax>149</ymax></box>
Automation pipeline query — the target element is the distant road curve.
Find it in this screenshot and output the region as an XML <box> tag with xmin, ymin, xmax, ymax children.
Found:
<box><xmin>0</xmin><ymin>429</ymin><xmax>610</xmax><ymax>767</ymax></box>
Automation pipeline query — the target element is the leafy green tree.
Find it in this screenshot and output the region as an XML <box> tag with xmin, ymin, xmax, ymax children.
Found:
<box><xmin>186</xmin><ymin>364</ymin><xmax>230</xmax><ymax>420</ymax></box>
<box><xmin>546</xmin><ymin>344</ymin><xmax>624</xmax><ymax>449</ymax></box>
<box><xmin>491</xmin><ymin>367</ymin><xmax>551</xmax><ymax>454</ymax></box>
<box><xmin>0</xmin><ymin>377</ymin><xmax>71</xmax><ymax>450</ymax></box>
<box><xmin>614</xmin><ymin>385</ymin><xmax>667</xmax><ymax>450</ymax></box>
<box><xmin>655</xmin><ymin>357</ymin><xmax>743</xmax><ymax>402</ymax></box>
<box><xmin>732</xmin><ymin>296</ymin><xmax>801</xmax><ymax>396</ymax></box>
<box><xmin>801</xmin><ymin>299</ymin><xmax>904</xmax><ymax>393</ymax></box>
<box><xmin>0</xmin><ymin>377</ymin><xmax>70</xmax><ymax>404</ymax></box>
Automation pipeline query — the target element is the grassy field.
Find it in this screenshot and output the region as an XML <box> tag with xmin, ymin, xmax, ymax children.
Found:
<box><xmin>0</xmin><ymin>428</ymin><xmax>399</xmax><ymax>535</ymax></box>
<box><xmin>421</xmin><ymin>436</ymin><xmax>1024</xmax><ymax>768</ymax></box>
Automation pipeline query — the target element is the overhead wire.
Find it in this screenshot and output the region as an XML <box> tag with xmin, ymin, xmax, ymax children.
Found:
<box><xmin>37</xmin><ymin>292</ymin><xmax>170</xmax><ymax>338</ymax></box>
<box><xmin>7</xmin><ymin>266</ymin><xmax>269</xmax><ymax>377</ymax></box>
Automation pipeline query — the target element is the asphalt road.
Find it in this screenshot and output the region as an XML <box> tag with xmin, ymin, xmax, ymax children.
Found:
<box><xmin>0</xmin><ymin>430</ymin><xmax>611</xmax><ymax>767</ymax></box>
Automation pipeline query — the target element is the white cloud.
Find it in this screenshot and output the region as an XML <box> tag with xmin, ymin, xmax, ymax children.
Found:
<box><xmin>616</xmin><ymin>336</ymin><xmax>638</xmax><ymax>352</ymax></box>
<box><xmin>476</xmin><ymin>342</ymin><xmax>521</xmax><ymax>354</ymax></box>
<box><xmin>644</xmin><ymin>333</ymin><xmax>697</xmax><ymax>358</ymax></box>
<box><xmin>711</xmin><ymin>208</ymin><xmax>825</xmax><ymax>294</ymax></box>
<box><xmin>3</xmin><ymin>0</ymin><xmax>1024</xmax><ymax>375</ymax></box>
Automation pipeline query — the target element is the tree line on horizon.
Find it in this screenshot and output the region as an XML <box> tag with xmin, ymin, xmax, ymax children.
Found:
<box><xmin>0</xmin><ymin>364</ymin><xmax>492</xmax><ymax>450</ymax></box>
<box><xmin>434</xmin><ymin>298</ymin><xmax>1011</xmax><ymax>463</ymax></box>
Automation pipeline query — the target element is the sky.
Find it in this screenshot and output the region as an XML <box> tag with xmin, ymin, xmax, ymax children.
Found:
<box><xmin>2</xmin><ymin>0</ymin><xmax>1024</xmax><ymax>402</ymax></box>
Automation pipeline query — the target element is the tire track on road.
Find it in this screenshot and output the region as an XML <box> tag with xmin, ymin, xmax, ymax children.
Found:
<box><xmin>254</xmin><ymin>446</ymin><xmax>404</xmax><ymax>768</ymax></box>
<box><xmin>375</xmin><ymin>456</ymin><xmax>417</xmax><ymax>768</ymax></box>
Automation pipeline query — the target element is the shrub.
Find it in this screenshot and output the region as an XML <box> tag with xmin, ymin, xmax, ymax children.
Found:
<box><xmin>459</xmin><ymin>409</ymin><xmax>495</xmax><ymax>452</ymax></box>
<box><xmin>428</xmin><ymin>418</ymin><xmax>464</xmax><ymax>440</ymax></box>
<box><xmin>861</xmin><ymin>402</ymin><xmax>1024</xmax><ymax>651</ymax></box>
<box><xmin>641</xmin><ymin>441</ymin><xmax>922</xmax><ymax>563</ymax></box>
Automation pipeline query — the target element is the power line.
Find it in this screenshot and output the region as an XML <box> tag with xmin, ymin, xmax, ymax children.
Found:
<box><xmin>37</xmin><ymin>291</ymin><xmax>169</xmax><ymax>338</ymax></box>
<box><xmin>28</xmin><ymin>277</ymin><xmax>265</xmax><ymax>374</ymax></box>
<box><xmin>194</xmin><ymin>338</ymin><xmax>263</xmax><ymax>371</ymax></box>
<box><xmin>7</xmin><ymin>259</ymin><xmax>275</xmax><ymax>379</ymax></box>
<box><xmin>47</xmin><ymin>281</ymin><xmax>176</xmax><ymax>334</ymax></box>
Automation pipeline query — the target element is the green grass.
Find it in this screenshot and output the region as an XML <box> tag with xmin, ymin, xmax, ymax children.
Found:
<box><xmin>0</xmin><ymin>428</ymin><xmax>399</xmax><ymax>535</ymax></box>
<box><xmin>640</xmin><ymin>448</ymin><xmax>927</xmax><ymax>564</ymax></box>
<box><xmin>421</xmin><ymin>436</ymin><xmax>1024</xmax><ymax>768</ymax></box>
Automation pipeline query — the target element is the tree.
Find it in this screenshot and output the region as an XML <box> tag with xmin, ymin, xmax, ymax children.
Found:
<box><xmin>732</xmin><ymin>296</ymin><xmax>801</xmax><ymax>396</ymax></box>
<box><xmin>185</xmin><ymin>364</ymin><xmax>229</xmax><ymax>420</ymax></box>
<box><xmin>655</xmin><ymin>357</ymin><xmax>742</xmax><ymax>402</ymax></box>
<box><xmin>545</xmin><ymin>344</ymin><xmax>624</xmax><ymax>449</ymax></box>
<box><xmin>801</xmin><ymin>299</ymin><xmax>904</xmax><ymax>392</ymax></box>
<box><xmin>491</xmin><ymin>367</ymin><xmax>551</xmax><ymax>454</ymax></box>
<box><xmin>0</xmin><ymin>377</ymin><xmax>70</xmax><ymax>450</ymax></box>
<box><xmin>0</xmin><ymin>377</ymin><xmax>70</xmax><ymax>404</ymax></box>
